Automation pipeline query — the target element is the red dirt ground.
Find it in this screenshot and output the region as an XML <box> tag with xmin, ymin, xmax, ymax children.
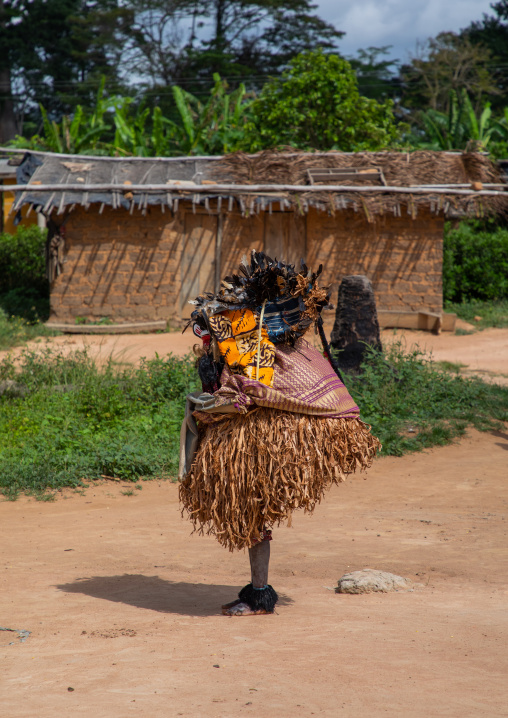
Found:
<box><xmin>1</xmin><ymin>329</ymin><xmax>507</xmax><ymax>717</ymax></box>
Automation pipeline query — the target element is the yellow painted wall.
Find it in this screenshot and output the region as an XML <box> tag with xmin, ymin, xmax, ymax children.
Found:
<box><xmin>1</xmin><ymin>178</ymin><xmax>38</xmax><ymax>234</ymax></box>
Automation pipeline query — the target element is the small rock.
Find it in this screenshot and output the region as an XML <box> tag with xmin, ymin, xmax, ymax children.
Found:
<box><xmin>336</xmin><ymin>568</ymin><xmax>412</xmax><ymax>594</ymax></box>
<box><xmin>474</xmin><ymin>315</ymin><xmax>483</xmax><ymax>322</ymax></box>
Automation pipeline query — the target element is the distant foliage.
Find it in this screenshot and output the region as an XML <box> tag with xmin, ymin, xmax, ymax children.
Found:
<box><xmin>443</xmin><ymin>221</ymin><xmax>508</xmax><ymax>302</ymax></box>
<box><xmin>9</xmin><ymin>75</ymin><xmax>251</xmax><ymax>157</ymax></box>
<box><xmin>409</xmin><ymin>89</ymin><xmax>508</xmax><ymax>154</ymax></box>
<box><xmin>241</xmin><ymin>50</ymin><xmax>404</xmax><ymax>152</ymax></box>
<box><xmin>0</xmin><ymin>226</ymin><xmax>49</xmax><ymax>321</ymax></box>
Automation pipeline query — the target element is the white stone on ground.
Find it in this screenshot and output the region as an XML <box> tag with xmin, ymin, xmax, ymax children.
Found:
<box><xmin>336</xmin><ymin>569</ymin><xmax>412</xmax><ymax>594</ymax></box>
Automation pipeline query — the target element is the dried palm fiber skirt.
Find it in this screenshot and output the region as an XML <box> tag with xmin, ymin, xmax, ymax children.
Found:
<box><xmin>179</xmin><ymin>407</ymin><xmax>380</xmax><ymax>551</ymax></box>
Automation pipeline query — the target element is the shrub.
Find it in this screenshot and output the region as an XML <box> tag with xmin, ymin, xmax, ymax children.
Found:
<box><xmin>0</xmin><ymin>348</ymin><xmax>200</xmax><ymax>498</ymax></box>
<box><xmin>0</xmin><ymin>307</ymin><xmax>55</xmax><ymax>351</ymax></box>
<box><xmin>443</xmin><ymin>220</ymin><xmax>508</xmax><ymax>302</ymax></box>
<box><xmin>241</xmin><ymin>49</ymin><xmax>404</xmax><ymax>152</ymax></box>
<box><xmin>0</xmin><ymin>226</ymin><xmax>49</xmax><ymax>321</ymax></box>
<box><xmin>345</xmin><ymin>342</ymin><xmax>508</xmax><ymax>456</ymax></box>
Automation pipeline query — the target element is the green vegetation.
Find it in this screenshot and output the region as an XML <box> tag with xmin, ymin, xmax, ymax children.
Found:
<box><xmin>410</xmin><ymin>89</ymin><xmax>508</xmax><ymax>156</ymax></box>
<box><xmin>345</xmin><ymin>343</ymin><xmax>508</xmax><ymax>457</ymax></box>
<box><xmin>10</xmin><ymin>75</ymin><xmax>252</xmax><ymax>158</ymax></box>
<box><xmin>0</xmin><ymin>226</ymin><xmax>49</xmax><ymax>322</ymax></box>
<box><xmin>446</xmin><ymin>299</ymin><xmax>508</xmax><ymax>330</ymax></box>
<box><xmin>1</xmin><ymin>342</ymin><xmax>507</xmax><ymax>499</ymax></box>
<box><xmin>443</xmin><ymin>221</ymin><xmax>508</xmax><ymax>304</ymax></box>
<box><xmin>241</xmin><ymin>50</ymin><xmax>403</xmax><ymax>152</ymax></box>
<box><xmin>0</xmin><ymin>310</ymin><xmax>56</xmax><ymax>351</ymax></box>
<box><xmin>0</xmin><ymin>348</ymin><xmax>199</xmax><ymax>499</ymax></box>
<box><xmin>3</xmin><ymin>1</ymin><xmax>508</xmax><ymax>155</ymax></box>
<box><xmin>0</xmin><ymin>226</ymin><xmax>53</xmax><ymax>350</ymax></box>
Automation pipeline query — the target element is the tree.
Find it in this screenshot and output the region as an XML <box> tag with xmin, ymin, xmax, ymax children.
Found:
<box><xmin>241</xmin><ymin>49</ymin><xmax>403</xmax><ymax>152</ymax></box>
<box><xmin>10</xmin><ymin>74</ymin><xmax>252</xmax><ymax>156</ymax></box>
<box><xmin>124</xmin><ymin>0</ymin><xmax>344</xmax><ymax>91</ymax></box>
<box><xmin>400</xmin><ymin>32</ymin><xmax>500</xmax><ymax>115</ymax></box>
<box><xmin>348</xmin><ymin>46</ymin><xmax>400</xmax><ymax>102</ymax></box>
<box><xmin>167</xmin><ymin>74</ymin><xmax>252</xmax><ymax>155</ymax></box>
<box><xmin>463</xmin><ymin>0</ymin><xmax>508</xmax><ymax>112</ymax></box>
<box><xmin>0</xmin><ymin>0</ymin><xmax>133</xmax><ymax>143</ymax></box>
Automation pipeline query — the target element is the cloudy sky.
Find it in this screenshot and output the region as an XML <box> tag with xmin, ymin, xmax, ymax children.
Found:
<box><xmin>315</xmin><ymin>0</ymin><xmax>495</xmax><ymax>62</ymax></box>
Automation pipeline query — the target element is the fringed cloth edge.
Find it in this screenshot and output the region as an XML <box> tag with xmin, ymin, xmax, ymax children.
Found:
<box><xmin>179</xmin><ymin>408</ymin><xmax>381</xmax><ymax>552</ymax></box>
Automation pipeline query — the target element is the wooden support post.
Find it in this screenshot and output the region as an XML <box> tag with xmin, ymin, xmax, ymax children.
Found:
<box><xmin>215</xmin><ymin>212</ymin><xmax>223</xmax><ymax>293</ymax></box>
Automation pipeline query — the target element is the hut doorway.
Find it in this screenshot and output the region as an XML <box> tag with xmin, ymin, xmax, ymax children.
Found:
<box><xmin>263</xmin><ymin>212</ymin><xmax>306</xmax><ymax>265</ymax></box>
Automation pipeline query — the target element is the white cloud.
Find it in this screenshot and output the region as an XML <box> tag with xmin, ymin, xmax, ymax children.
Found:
<box><xmin>315</xmin><ymin>0</ymin><xmax>495</xmax><ymax>61</ymax></box>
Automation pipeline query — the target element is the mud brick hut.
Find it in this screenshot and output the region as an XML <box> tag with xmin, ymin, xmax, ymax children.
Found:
<box><xmin>5</xmin><ymin>149</ymin><xmax>508</xmax><ymax>331</ymax></box>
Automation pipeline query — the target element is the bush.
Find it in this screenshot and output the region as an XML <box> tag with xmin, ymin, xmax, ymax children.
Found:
<box><xmin>443</xmin><ymin>220</ymin><xmax>508</xmax><ymax>302</ymax></box>
<box><xmin>0</xmin><ymin>226</ymin><xmax>49</xmax><ymax>321</ymax></box>
<box><xmin>241</xmin><ymin>49</ymin><xmax>404</xmax><ymax>152</ymax></box>
<box><xmin>345</xmin><ymin>342</ymin><xmax>508</xmax><ymax>456</ymax></box>
<box><xmin>0</xmin><ymin>348</ymin><xmax>200</xmax><ymax>498</ymax></box>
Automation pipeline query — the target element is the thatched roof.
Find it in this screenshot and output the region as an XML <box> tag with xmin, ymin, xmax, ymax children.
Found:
<box><xmin>213</xmin><ymin>150</ymin><xmax>507</xmax><ymax>219</ymax></box>
<box><xmin>215</xmin><ymin>149</ymin><xmax>500</xmax><ymax>184</ymax></box>
<box><xmin>2</xmin><ymin>148</ymin><xmax>507</xmax><ymax>221</ymax></box>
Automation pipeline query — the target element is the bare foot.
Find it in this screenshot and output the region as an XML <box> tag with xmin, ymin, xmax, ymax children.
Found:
<box><xmin>221</xmin><ymin>599</ymin><xmax>242</xmax><ymax>611</ymax></box>
<box><xmin>221</xmin><ymin>601</ymin><xmax>270</xmax><ymax>616</ymax></box>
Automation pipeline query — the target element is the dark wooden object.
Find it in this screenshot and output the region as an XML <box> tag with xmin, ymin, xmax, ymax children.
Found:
<box><xmin>330</xmin><ymin>275</ymin><xmax>382</xmax><ymax>372</ymax></box>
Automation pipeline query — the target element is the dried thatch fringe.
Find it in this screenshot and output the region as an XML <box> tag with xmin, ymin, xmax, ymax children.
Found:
<box><xmin>179</xmin><ymin>408</ymin><xmax>381</xmax><ymax>552</ymax></box>
<box><xmin>213</xmin><ymin>149</ymin><xmax>508</xmax><ymax>220</ymax></box>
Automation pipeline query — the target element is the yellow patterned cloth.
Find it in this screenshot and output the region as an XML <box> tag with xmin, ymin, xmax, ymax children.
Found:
<box><xmin>208</xmin><ymin>309</ymin><xmax>275</xmax><ymax>387</ymax></box>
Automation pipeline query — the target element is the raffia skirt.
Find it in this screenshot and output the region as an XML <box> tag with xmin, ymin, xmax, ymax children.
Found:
<box><xmin>179</xmin><ymin>407</ymin><xmax>380</xmax><ymax>551</ymax></box>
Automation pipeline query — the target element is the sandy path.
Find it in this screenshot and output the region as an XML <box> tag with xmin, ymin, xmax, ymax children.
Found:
<box><xmin>3</xmin><ymin>325</ymin><xmax>508</xmax><ymax>384</ymax></box>
<box><xmin>1</xmin><ymin>427</ymin><xmax>507</xmax><ymax>717</ymax></box>
<box><xmin>381</xmin><ymin>327</ymin><xmax>508</xmax><ymax>384</ymax></box>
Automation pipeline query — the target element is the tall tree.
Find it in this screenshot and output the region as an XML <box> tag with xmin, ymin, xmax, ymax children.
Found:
<box><xmin>0</xmin><ymin>0</ymin><xmax>132</xmax><ymax>142</ymax></box>
<box><xmin>125</xmin><ymin>0</ymin><xmax>344</xmax><ymax>92</ymax></box>
<box><xmin>1</xmin><ymin>0</ymin><xmax>25</xmax><ymax>141</ymax></box>
<box><xmin>400</xmin><ymin>31</ymin><xmax>499</xmax><ymax>115</ymax></box>
<box><xmin>463</xmin><ymin>0</ymin><xmax>508</xmax><ymax>111</ymax></box>
<box><xmin>348</xmin><ymin>46</ymin><xmax>400</xmax><ymax>102</ymax></box>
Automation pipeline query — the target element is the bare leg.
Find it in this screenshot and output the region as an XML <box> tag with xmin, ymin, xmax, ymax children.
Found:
<box><xmin>222</xmin><ymin>540</ymin><xmax>275</xmax><ymax>615</ymax></box>
<box><xmin>249</xmin><ymin>539</ymin><xmax>270</xmax><ymax>587</ymax></box>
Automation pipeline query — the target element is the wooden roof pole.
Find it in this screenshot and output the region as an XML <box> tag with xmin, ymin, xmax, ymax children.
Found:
<box><xmin>1</xmin><ymin>183</ymin><xmax>507</xmax><ymax>196</ymax></box>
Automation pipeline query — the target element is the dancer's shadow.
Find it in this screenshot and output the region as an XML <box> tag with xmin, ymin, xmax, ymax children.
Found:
<box><xmin>56</xmin><ymin>575</ymin><xmax>293</xmax><ymax>617</ymax></box>
<box><xmin>490</xmin><ymin>429</ymin><xmax>508</xmax><ymax>451</ymax></box>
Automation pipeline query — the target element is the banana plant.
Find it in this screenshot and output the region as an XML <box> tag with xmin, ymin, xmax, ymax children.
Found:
<box><xmin>168</xmin><ymin>74</ymin><xmax>252</xmax><ymax>155</ymax></box>
<box><xmin>9</xmin><ymin>74</ymin><xmax>252</xmax><ymax>157</ymax></box>
<box><xmin>416</xmin><ymin>89</ymin><xmax>507</xmax><ymax>152</ymax></box>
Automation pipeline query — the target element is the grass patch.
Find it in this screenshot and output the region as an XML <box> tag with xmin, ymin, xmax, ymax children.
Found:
<box><xmin>1</xmin><ymin>342</ymin><xmax>507</xmax><ymax>498</ymax></box>
<box><xmin>446</xmin><ymin>299</ymin><xmax>508</xmax><ymax>330</ymax></box>
<box><xmin>0</xmin><ymin>308</ymin><xmax>58</xmax><ymax>351</ymax></box>
<box><xmin>343</xmin><ymin>342</ymin><xmax>508</xmax><ymax>457</ymax></box>
<box><xmin>435</xmin><ymin>360</ymin><xmax>468</xmax><ymax>374</ymax></box>
<box><xmin>0</xmin><ymin>347</ymin><xmax>199</xmax><ymax>499</ymax></box>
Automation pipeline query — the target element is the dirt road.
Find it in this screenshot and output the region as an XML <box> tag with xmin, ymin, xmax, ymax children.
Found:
<box><xmin>1</xmin><ymin>426</ymin><xmax>507</xmax><ymax>717</ymax></box>
<box><xmin>5</xmin><ymin>325</ymin><xmax>507</xmax><ymax>385</ymax></box>
<box><xmin>1</xmin><ymin>327</ymin><xmax>507</xmax><ymax>716</ymax></box>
